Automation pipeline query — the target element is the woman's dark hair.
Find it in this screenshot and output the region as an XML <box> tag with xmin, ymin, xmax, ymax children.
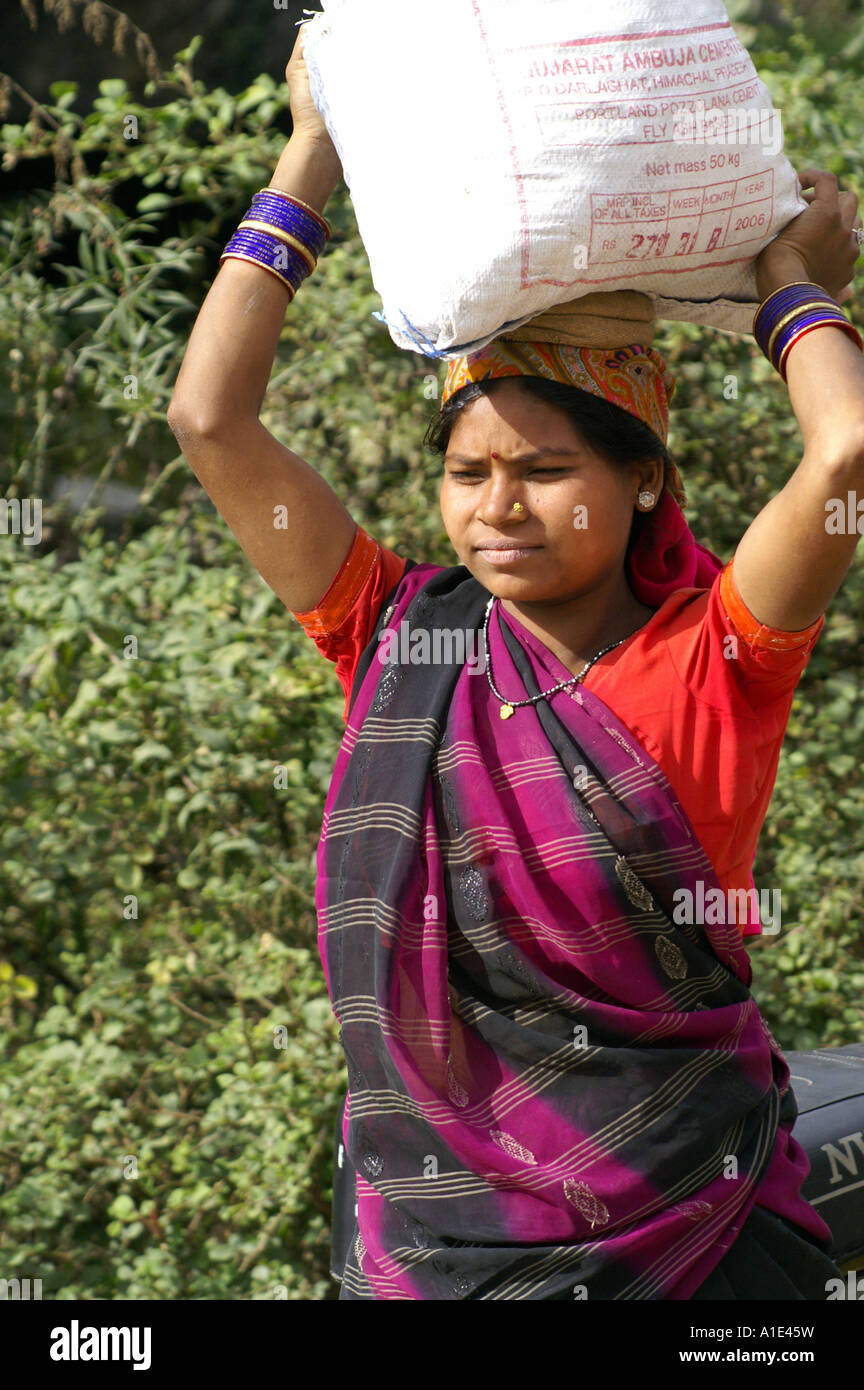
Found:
<box><xmin>423</xmin><ymin>374</ymin><xmax>675</xmax><ymax>554</ymax></box>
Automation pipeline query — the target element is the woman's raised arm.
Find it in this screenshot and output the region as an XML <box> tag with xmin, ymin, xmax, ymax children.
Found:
<box><xmin>731</xmin><ymin>169</ymin><xmax>864</xmax><ymax>632</ymax></box>
<box><xmin>167</xmin><ymin>34</ymin><xmax>356</xmax><ymax>615</ymax></box>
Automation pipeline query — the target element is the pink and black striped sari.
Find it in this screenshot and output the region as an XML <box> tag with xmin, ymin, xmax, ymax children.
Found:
<box><xmin>316</xmin><ymin>560</ymin><xmax>834</xmax><ymax>1300</ymax></box>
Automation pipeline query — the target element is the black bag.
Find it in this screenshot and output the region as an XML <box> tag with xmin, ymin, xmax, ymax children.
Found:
<box><xmin>329</xmin><ymin>1046</ymin><xmax>864</xmax><ymax>1285</ymax></box>
<box><xmin>784</xmin><ymin>1045</ymin><xmax>864</xmax><ymax>1269</ymax></box>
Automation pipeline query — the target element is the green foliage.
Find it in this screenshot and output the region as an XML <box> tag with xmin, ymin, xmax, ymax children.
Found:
<box><xmin>0</xmin><ymin>515</ymin><xmax>347</xmax><ymax>1298</ymax></box>
<box><xmin>1</xmin><ymin>10</ymin><xmax>863</xmax><ymax>1301</ymax></box>
<box><xmin>0</xmin><ymin>47</ymin><xmax>304</xmax><ymax>511</ymax></box>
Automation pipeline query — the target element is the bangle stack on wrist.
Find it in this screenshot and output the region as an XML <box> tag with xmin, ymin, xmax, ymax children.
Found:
<box><xmin>219</xmin><ymin>187</ymin><xmax>332</xmax><ymax>300</ymax></box>
<box><xmin>753</xmin><ymin>281</ymin><xmax>864</xmax><ymax>381</ymax></box>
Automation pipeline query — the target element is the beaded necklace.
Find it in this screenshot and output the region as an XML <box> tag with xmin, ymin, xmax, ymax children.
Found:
<box><xmin>483</xmin><ymin>595</ymin><xmax>636</xmax><ymax>719</ymax></box>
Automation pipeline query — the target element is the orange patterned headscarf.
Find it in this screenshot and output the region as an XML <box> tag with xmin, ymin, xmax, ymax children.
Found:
<box><xmin>441</xmin><ymin>340</ymin><xmax>687</xmax><ymax>509</ymax></box>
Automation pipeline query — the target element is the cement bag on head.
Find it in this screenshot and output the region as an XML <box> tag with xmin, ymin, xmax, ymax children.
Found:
<box><xmin>302</xmin><ymin>0</ymin><xmax>807</xmax><ymax>359</ymax></box>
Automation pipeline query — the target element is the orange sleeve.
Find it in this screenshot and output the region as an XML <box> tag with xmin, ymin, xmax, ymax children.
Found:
<box><xmin>291</xmin><ymin>525</ymin><xmax>409</xmax><ymax>720</ymax></box>
<box><xmin>720</xmin><ymin>557</ymin><xmax>825</xmax><ymax>653</ymax></box>
<box><xmin>715</xmin><ymin>556</ymin><xmax>825</xmax><ymax>696</ymax></box>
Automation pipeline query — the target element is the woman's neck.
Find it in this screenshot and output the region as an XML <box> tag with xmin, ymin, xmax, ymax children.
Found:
<box><xmin>500</xmin><ymin>572</ymin><xmax>656</xmax><ymax>676</ymax></box>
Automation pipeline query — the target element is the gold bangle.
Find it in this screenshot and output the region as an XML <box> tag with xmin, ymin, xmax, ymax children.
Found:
<box><xmin>218</xmin><ymin>251</ymin><xmax>296</xmax><ymax>300</ymax></box>
<box><xmin>766</xmin><ymin>301</ymin><xmax>844</xmax><ymax>364</ymax></box>
<box><xmin>237</xmin><ymin>219</ymin><xmax>317</xmax><ymax>273</ymax></box>
<box><xmin>257</xmin><ymin>186</ymin><xmax>333</xmax><ymax>239</ymax></box>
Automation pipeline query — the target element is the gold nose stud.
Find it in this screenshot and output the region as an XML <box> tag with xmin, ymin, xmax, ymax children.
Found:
<box><xmin>512</xmin><ymin>502</ymin><xmax>524</xmax><ymax>513</ymax></box>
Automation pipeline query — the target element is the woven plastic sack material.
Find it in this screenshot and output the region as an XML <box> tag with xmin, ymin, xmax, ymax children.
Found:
<box><xmin>303</xmin><ymin>0</ymin><xmax>808</xmax><ymax>358</ymax></box>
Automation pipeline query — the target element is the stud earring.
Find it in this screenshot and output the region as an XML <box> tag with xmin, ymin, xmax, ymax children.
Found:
<box><xmin>637</xmin><ymin>490</ymin><xmax>655</xmax><ymax>509</ymax></box>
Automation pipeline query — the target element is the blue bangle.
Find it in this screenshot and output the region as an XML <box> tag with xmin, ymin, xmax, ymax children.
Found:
<box><xmin>220</xmin><ymin>229</ymin><xmax>312</xmax><ymax>292</ymax></box>
<box><xmin>247</xmin><ymin>194</ymin><xmax>328</xmax><ymax>259</ymax></box>
<box><xmin>221</xmin><ymin>235</ymin><xmax>311</xmax><ymax>289</ymax></box>
<box><xmin>753</xmin><ymin>282</ymin><xmax>836</xmax><ymax>354</ymax></box>
<box><xmin>752</xmin><ymin>280</ymin><xmax>864</xmax><ymax>377</ymax></box>
<box><xmin>220</xmin><ymin>185</ymin><xmax>332</xmax><ymax>300</ymax></box>
<box><xmin>256</xmin><ymin>186</ymin><xmax>332</xmax><ymax>239</ymax></box>
<box><xmin>236</xmin><ymin>219</ymin><xmax>317</xmax><ymax>273</ymax></box>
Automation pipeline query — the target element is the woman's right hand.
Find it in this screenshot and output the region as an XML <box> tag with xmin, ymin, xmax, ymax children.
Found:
<box><xmin>285</xmin><ymin>22</ymin><xmax>338</xmax><ymax>155</ymax></box>
<box><xmin>755</xmin><ymin>168</ymin><xmax>859</xmax><ymax>304</ymax></box>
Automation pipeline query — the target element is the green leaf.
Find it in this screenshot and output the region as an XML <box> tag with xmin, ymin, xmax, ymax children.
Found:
<box><xmin>98</xmin><ymin>79</ymin><xmax>129</xmax><ymax>100</ymax></box>
<box><xmin>173</xmin><ymin>34</ymin><xmax>204</xmax><ymax>65</ymax></box>
<box><xmin>77</xmin><ymin>232</ymin><xmax>94</xmax><ymax>273</ymax></box>
<box><xmin>136</xmin><ymin>193</ymin><xmax>174</xmax><ymax>214</ymax></box>
<box><xmin>131</xmin><ymin>741</ymin><xmax>173</xmax><ymax>768</ymax></box>
<box><xmin>108</xmin><ymin>1194</ymin><xmax>136</xmax><ymax>1220</ymax></box>
<box><xmin>24</xmin><ymin>880</ymin><xmax>56</xmax><ymax>903</ymax></box>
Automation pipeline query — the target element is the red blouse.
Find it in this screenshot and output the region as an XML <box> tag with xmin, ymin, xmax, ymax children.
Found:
<box><xmin>293</xmin><ymin>526</ymin><xmax>824</xmax><ymax>938</ymax></box>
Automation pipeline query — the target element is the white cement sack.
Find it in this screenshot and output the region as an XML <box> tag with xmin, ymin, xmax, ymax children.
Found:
<box><xmin>302</xmin><ymin>0</ymin><xmax>807</xmax><ymax>357</ymax></box>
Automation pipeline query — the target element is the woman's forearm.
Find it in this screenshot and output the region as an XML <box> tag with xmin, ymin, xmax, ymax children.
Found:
<box><xmin>727</xmin><ymin>251</ymin><xmax>864</xmax><ymax>632</ymax></box>
<box><xmin>783</xmin><ymin>325</ymin><xmax>864</xmax><ymax>472</ymax></box>
<box><xmin>756</xmin><ymin>253</ymin><xmax>864</xmax><ymax>470</ymax></box>
<box><xmin>168</xmin><ymin>135</ymin><xmax>343</xmax><ymax>434</ymax></box>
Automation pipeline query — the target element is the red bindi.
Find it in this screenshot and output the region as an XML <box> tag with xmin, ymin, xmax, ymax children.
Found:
<box><xmin>491</xmin><ymin>451</ymin><xmax>500</xmax><ymax>459</ymax></box>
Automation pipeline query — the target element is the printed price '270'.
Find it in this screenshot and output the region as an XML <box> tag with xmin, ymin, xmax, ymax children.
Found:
<box><xmin>625</xmin><ymin>232</ymin><xmax>669</xmax><ymax>258</ymax></box>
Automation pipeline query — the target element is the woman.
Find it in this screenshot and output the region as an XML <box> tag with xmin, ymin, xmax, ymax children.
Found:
<box><xmin>168</xmin><ymin>28</ymin><xmax>864</xmax><ymax>1299</ymax></box>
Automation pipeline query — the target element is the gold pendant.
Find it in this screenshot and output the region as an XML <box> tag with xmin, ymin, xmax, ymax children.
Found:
<box><xmin>499</xmin><ymin>703</ymin><xmax>515</xmax><ymax>720</ymax></box>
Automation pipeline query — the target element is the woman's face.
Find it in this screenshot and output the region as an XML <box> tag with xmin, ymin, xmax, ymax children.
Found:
<box><xmin>439</xmin><ymin>381</ymin><xmax>656</xmax><ymax>605</ymax></box>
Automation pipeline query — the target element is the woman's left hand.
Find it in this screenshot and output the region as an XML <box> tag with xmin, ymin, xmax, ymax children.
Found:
<box><xmin>755</xmin><ymin>168</ymin><xmax>860</xmax><ymax>303</ymax></box>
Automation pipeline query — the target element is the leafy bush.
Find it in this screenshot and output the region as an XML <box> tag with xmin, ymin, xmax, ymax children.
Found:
<box><xmin>1</xmin><ymin>10</ymin><xmax>863</xmax><ymax>1300</ymax></box>
<box><xmin>0</xmin><ymin>515</ymin><xmax>349</xmax><ymax>1298</ymax></box>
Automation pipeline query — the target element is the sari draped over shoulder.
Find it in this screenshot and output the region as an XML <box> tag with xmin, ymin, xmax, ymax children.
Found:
<box><xmin>316</xmin><ymin>561</ymin><xmax>816</xmax><ymax>1301</ymax></box>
